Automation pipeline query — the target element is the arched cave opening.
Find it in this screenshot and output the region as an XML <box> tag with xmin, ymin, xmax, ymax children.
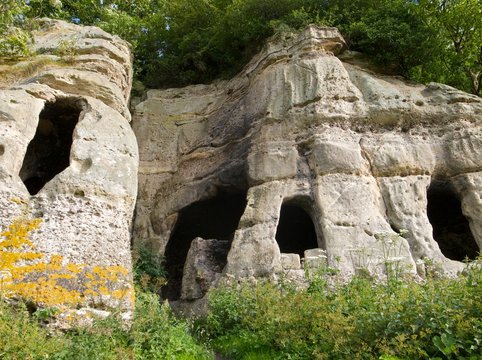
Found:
<box><xmin>275</xmin><ymin>201</ymin><xmax>319</xmax><ymax>258</ymax></box>
<box><xmin>19</xmin><ymin>98</ymin><xmax>83</xmax><ymax>195</ymax></box>
<box><xmin>162</xmin><ymin>191</ymin><xmax>247</xmax><ymax>301</ymax></box>
<box><xmin>427</xmin><ymin>180</ymin><xmax>479</xmax><ymax>261</ymax></box>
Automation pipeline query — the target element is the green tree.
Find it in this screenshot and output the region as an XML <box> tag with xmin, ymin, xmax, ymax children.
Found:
<box><xmin>3</xmin><ymin>0</ymin><xmax>481</xmax><ymax>95</ymax></box>
<box><xmin>417</xmin><ymin>0</ymin><xmax>482</xmax><ymax>95</ymax></box>
<box><xmin>0</xmin><ymin>0</ymin><xmax>31</xmax><ymax>57</ymax></box>
<box><xmin>0</xmin><ymin>0</ymin><xmax>25</xmax><ymax>31</ymax></box>
<box><xmin>326</xmin><ymin>0</ymin><xmax>440</xmax><ymax>75</ymax></box>
<box><xmin>25</xmin><ymin>0</ymin><xmax>166</xmax><ymax>78</ymax></box>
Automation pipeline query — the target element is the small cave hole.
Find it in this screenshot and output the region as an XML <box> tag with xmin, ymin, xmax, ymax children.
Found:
<box><xmin>74</xmin><ymin>189</ymin><xmax>85</xmax><ymax>198</ymax></box>
<box><xmin>19</xmin><ymin>98</ymin><xmax>83</xmax><ymax>195</ymax></box>
<box><xmin>427</xmin><ymin>181</ymin><xmax>479</xmax><ymax>261</ymax></box>
<box><xmin>389</xmin><ymin>222</ymin><xmax>400</xmax><ymax>234</ymax></box>
<box><xmin>275</xmin><ymin>201</ymin><xmax>319</xmax><ymax>258</ymax></box>
<box><xmin>162</xmin><ymin>191</ymin><xmax>247</xmax><ymax>301</ymax></box>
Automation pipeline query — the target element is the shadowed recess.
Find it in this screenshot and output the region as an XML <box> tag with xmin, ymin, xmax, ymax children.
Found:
<box><xmin>19</xmin><ymin>98</ymin><xmax>83</xmax><ymax>195</ymax></box>
<box><xmin>427</xmin><ymin>181</ymin><xmax>479</xmax><ymax>261</ymax></box>
<box><xmin>162</xmin><ymin>191</ymin><xmax>247</xmax><ymax>301</ymax></box>
<box><xmin>276</xmin><ymin>202</ymin><xmax>319</xmax><ymax>257</ymax></box>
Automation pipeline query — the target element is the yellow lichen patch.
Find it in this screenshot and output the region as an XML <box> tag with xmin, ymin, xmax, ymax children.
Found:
<box><xmin>0</xmin><ymin>218</ymin><xmax>133</xmax><ymax>309</ymax></box>
<box><xmin>9</xmin><ymin>197</ymin><xmax>28</xmax><ymax>205</ymax></box>
<box><xmin>10</xmin><ymin>277</ymin><xmax>83</xmax><ymax>306</ymax></box>
<box><xmin>0</xmin><ymin>218</ymin><xmax>41</xmax><ymax>250</ymax></box>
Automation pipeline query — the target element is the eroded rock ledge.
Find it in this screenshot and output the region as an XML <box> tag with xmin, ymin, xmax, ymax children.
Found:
<box><xmin>132</xmin><ymin>26</ymin><xmax>482</xmax><ymax>301</ymax></box>
<box><xmin>0</xmin><ymin>19</ymin><xmax>138</xmax><ymax>313</ymax></box>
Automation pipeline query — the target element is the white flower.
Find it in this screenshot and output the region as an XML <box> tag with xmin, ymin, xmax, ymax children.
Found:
<box><xmin>49</xmin><ymin>0</ymin><xmax>62</xmax><ymax>8</ymax></box>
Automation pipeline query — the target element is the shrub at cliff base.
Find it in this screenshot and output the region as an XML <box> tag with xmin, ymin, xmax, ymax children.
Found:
<box><xmin>203</xmin><ymin>259</ymin><xmax>482</xmax><ymax>359</ymax></box>
<box><xmin>0</xmin><ymin>291</ymin><xmax>212</xmax><ymax>360</ymax></box>
<box><xmin>0</xmin><ymin>217</ymin><xmax>211</xmax><ymax>360</ymax></box>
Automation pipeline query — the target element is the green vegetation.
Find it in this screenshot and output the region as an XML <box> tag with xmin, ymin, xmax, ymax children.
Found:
<box><xmin>0</xmin><ymin>220</ymin><xmax>211</xmax><ymax>359</ymax></box>
<box><xmin>203</xmin><ymin>257</ymin><xmax>482</xmax><ymax>359</ymax></box>
<box><xmin>0</xmin><ymin>0</ymin><xmax>31</xmax><ymax>57</ymax></box>
<box><xmin>1</xmin><ymin>0</ymin><xmax>481</xmax><ymax>95</ymax></box>
<box><xmin>133</xmin><ymin>243</ymin><xmax>167</xmax><ymax>293</ymax></box>
<box><xmin>1</xmin><ymin>261</ymin><xmax>481</xmax><ymax>360</ymax></box>
<box><xmin>0</xmin><ymin>291</ymin><xmax>212</xmax><ymax>359</ymax></box>
<box><xmin>0</xmin><ymin>228</ymin><xmax>481</xmax><ymax>359</ymax></box>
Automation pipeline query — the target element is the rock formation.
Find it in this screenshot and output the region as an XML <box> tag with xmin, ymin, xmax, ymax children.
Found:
<box><xmin>132</xmin><ymin>26</ymin><xmax>482</xmax><ymax>300</ymax></box>
<box><xmin>1</xmin><ymin>21</ymin><xmax>480</xmax><ymax>309</ymax></box>
<box><xmin>0</xmin><ymin>19</ymin><xmax>138</xmax><ymax>312</ymax></box>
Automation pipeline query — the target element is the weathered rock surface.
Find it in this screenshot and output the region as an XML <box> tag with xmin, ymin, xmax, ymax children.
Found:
<box><xmin>0</xmin><ymin>20</ymin><xmax>137</xmax><ymax>310</ymax></box>
<box><xmin>181</xmin><ymin>237</ymin><xmax>230</xmax><ymax>300</ymax></box>
<box><xmin>133</xmin><ymin>26</ymin><xmax>481</xmax><ymax>298</ymax></box>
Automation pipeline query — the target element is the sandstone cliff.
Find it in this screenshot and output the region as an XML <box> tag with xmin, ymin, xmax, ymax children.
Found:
<box><xmin>132</xmin><ymin>26</ymin><xmax>482</xmax><ymax>300</ymax></box>
<box><xmin>0</xmin><ymin>19</ymin><xmax>138</xmax><ymax>313</ymax></box>
<box><xmin>0</xmin><ymin>21</ymin><xmax>480</xmax><ymax>309</ymax></box>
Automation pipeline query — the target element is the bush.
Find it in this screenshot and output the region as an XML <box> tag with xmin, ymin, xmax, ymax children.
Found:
<box><xmin>0</xmin><ymin>291</ymin><xmax>213</xmax><ymax>359</ymax></box>
<box><xmin>203</xmin><ymin>257</ymin><xmax>482</xmax><ymax>359</ymax></box>
<box><xmin>0</xmin><ymin>28</ymin><xmax>31</xmax><ymax>58</ymax></box>
<box><xmin>133</xmin><ymin>244</ymin><xmax>166</xmax><ymax>293</ymax></box>
<box><xmin>0</xmin><ymin>0</ymin><xmax>31</xmax><ymax>58</ymax></box>
<box><xmin>0</xmin><ymin>301</ymin><xmax>67</xmax><ymax>359</ymax></box>
<box><xmin>133</xmin><ymin>291</ymin><xmax>212</xmax><ymax>360</ymax></box>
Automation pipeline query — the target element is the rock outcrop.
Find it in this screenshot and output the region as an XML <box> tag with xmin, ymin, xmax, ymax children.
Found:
<box><xmin>132</xmin><ymin>26</ymin><xmax>482</xmax><ymax>300</ymax></box>
<box><xmin>181</xmin><ymin>237</ymin><xmax>231</xmax><ymax>300</ymax></box>
<box><xmin>0</xmin><ymin>19</ymin><xmax>138</xmax><ymax>311</ymax></box>
<box><xmin>2</xmin><ymin>21</ymin><xmax>479</xmax><ymax>308</ymax></box>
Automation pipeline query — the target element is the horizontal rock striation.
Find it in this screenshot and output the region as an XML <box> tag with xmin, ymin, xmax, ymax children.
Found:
<box><xmin>133</xmin><ymin>26</ymin><xmax>481</xmax><ymax>298</ymax></box>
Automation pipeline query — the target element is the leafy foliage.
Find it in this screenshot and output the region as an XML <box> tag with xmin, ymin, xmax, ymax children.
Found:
<box><xmin>0</xmin><ymin>291</ymin><xmax>212</xmax><ymax>359</ymax></box>
<box><xmin>1</xmin><ymin>0</ymin><xmax>481</xmax><ymax>95</ymax></box>
<box><xmin>0</xmin><ymin>301</ymin><xmax>67</xmax><ymax>359</ymax></box>
<box><xmin>0</xmin><ymin>0</ymin><xmax>31</xmax><ymax>58</ymax></box>
<box><xmin>133</xmin><ymin>244</ymin><xmax>166</xmax><ymax>293</ymax></box>
<box><xmin>203</xmin><ymin>257</ymin><xmax>482</xmax><ymax>359</ymax></box>
<box><xmin>415</xmin><ymin>0</ymin><xmax>482</xmax><ymax>96</ymax></box>
<box><xmin>133</xmin><ymin>292</ymin><xmax>211</xmax><ymax>360</ymax></box>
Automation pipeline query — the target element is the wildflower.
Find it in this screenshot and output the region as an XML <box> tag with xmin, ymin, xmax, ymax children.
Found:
<box><xmin>49</xmin><ymin>0</ymin><xmax>62</xmax><ymax>7</ymax></box>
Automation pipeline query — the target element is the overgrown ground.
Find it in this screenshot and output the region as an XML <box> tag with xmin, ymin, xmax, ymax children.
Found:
<box><xmin>1</xmin><ymin>255</ymin><xmax>481</xmax><ymax>359</ymax></box>
<box><xmin>0</xmin><ymin>291</ymin><xmax>212</xmax><ymax>360</ymax></box>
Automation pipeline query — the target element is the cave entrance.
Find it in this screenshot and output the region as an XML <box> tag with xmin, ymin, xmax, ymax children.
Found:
<box><xmin>427</xmin><ymin>180</ymin><xmax>479</xmax><ymax>261</ymax></box>
<box><xmin>19</xmin><ymin>98</ymin><xmax>83</xmax><ymax>195</ymax></box>
<box><xmin>162</xmin><ymin>191</ymin><xmax>247</xmax><ymax>300</ymax></box>
<box><xmin>275</xmin><ymin>200</ymin><xmax>319</xmax><ymax>258</ymax></box>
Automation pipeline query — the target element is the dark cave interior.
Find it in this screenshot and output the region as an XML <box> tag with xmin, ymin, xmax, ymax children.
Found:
<box><xmin>427</xmin><ymin>181</ymin><xmax>479</xmax><ymax>261</ymax></box>
<box><xmin>275</xmin><ymin>202</ymin><xmax>319</xmax><ymax>258</ymax></box>
<box><xmin>19</xmin><ymin>98</ymin><xmax>83</xmax><ymax>195</ymax></box>
<box><xmin>162</xmin><ymin>191</ymin><xmax>247</xmax><ymax>300</ymax></box>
